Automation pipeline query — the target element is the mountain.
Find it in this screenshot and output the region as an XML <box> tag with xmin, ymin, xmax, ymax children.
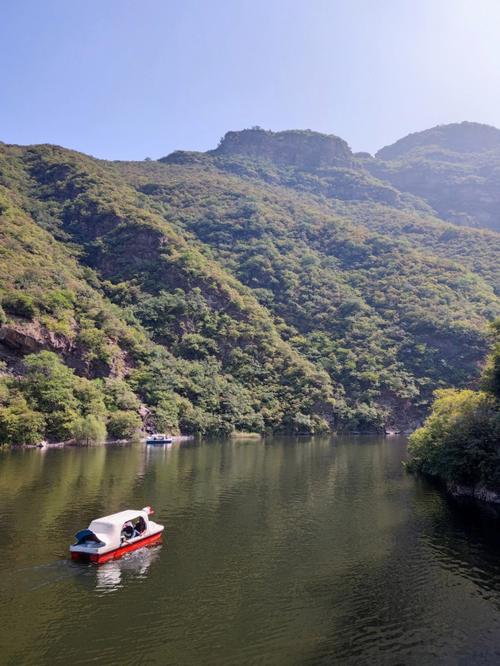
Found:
<box><xmin>365</xmin><ymin>122</ymin><xmax>500</xmax><ymax>231</ymax></box>
<box><xmin>376</xmin><ymin>122</ymin><xmax>500</xmax><ymax>159</ymax></box>
<box><xmin>0</xmin><ymin>124</ymin><xmax>499</xmax><ymax>442</ymax></box>
<box><xmin>0</xmin><ymin>143</ymin><xmax>335</xmax><ymax>440</ymax></box>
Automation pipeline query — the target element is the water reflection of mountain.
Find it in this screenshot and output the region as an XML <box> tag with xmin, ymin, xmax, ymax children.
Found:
<box><xmin>0</xmin><ymin>444</ymin><xmax>148</xmax><ymax>564</ymax></box>
<box><xmin>4</xmin><ymin>438</ymin><xmax>500</xmax><ymax>664</ymax></box>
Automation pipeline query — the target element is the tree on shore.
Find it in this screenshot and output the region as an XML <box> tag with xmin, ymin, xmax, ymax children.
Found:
<box><xmin>407</xmin><ymin>320</ymin><xmax>500</xmax><ymax>490</ymax></box>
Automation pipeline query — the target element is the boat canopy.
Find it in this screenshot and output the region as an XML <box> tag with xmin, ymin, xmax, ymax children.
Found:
<box><xmin>88</xmin><ymin>509</ymin><xmax>150</xmax><ymax>545</ymax></box>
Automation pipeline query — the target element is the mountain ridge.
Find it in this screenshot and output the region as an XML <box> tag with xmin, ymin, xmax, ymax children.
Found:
<box><xmin>376</xmin><ymin>121</ymin><xmax>500</xmax><ymax>160</ymax></box>
<box><xmin>161</xmin><ymin>121</ymin><xmax>500</xmax><ymax>232</ymax></box>
<box><xmin>0</xmin><ymin>122</ymin><xmax>499</xmax><ymax>443</ymax></box>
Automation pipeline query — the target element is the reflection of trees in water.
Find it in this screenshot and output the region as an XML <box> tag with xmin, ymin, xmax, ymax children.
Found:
<box><xmin>0</xmin><ymin>444</ymin><xmax>148</xmax><ymax>564</ymax></box>
<box><xmin>145</xmin><ymin>437</ymin><xmax>419</xmax><ymax>664</ymax></box>
<box><xmin>143</xmin><ymin>435</ymin><xmax>348</xmax><ymax>533</ymax></box>
<box><xmin>0</xmin><ymin>447</ymin><xmax>47</xmax><ymax>497</ymax></box>
<box><xmin>418</xmin><ymin>487</ymin><xmax>500</xmax><ymax>599</ymax></box>
<box><xmin>301</xmin><ymin>473</ymin><xmax>500</xmax><ymax>665</ymax></box>
<box><xmin>5</xmin><ymin>437</ymin><xmax>500</xmax><ymax>664</ymax></box>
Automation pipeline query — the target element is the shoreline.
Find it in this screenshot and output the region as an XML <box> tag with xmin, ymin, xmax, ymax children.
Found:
<box><xmin>4</xmin><ymin>435</ymin><xmax>194</xmax><ymax>450</ymax></box>
<box><xmin>447</xmin><ymin>482</ymin><xmax>500</xmax><ymax>506</ymax></box>
<box><xmin>1</xmin><ymin>431</ymin><xmax>411</xmax><ymax>450</ymax></box>
<box><xmin>406</xmin><ymin>466</ymin><xmax>500</xmax><ymax>509</ymax></box>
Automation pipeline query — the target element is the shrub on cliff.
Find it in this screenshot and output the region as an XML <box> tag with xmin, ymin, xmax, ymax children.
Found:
<box><xmin>21</xmin><ymin>352</ymin><xmax>82</xmax><ymax>440</ymax></box>
<box><xmin>0</xmin><ymin>351</ymin><xmax>122</xmax><ymax>444</ymax></box>
<box><xmin>2</xmin><ymin>293</ymin><xmax>37</xmax><ymax>319</ymax></box>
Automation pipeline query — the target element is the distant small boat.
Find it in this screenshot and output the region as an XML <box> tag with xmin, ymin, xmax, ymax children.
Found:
<box><xmin>146</xmin><ymin>433</ymin><xmax>173</xmax><ymax>445</ymax></box>
<box><xmin>70</xmin><ymin>506</ymin><xmax>164</xmax><ymax>564</ymax></box>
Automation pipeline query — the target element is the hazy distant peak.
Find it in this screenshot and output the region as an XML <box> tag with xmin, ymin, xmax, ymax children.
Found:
<box><xmin>376</xmin><ymin>121</ymin><xmax>500</xmax><ymax>160</ymax></box>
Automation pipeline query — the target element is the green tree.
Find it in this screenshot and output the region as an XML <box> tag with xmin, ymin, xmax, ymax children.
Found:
<box><xmin>107</xmin><ymin>410</ymin><xmax>142</xmax><ymax>439</ymax></box>
<box><xmin>73</xmin><ymin>414</ymin><xmax>107</xmax><ymax>445</ymax></box>
<box><xmin>407</xmin><ymin>321</ymin><xmax>500</xmax><ymax>490</ymax></box>
<box><xmin>0</xmin><ymin>393</ymin><xmax>45</xmax><ymax>445</ymax></box>
<box><xmin>152</xmin><ymin>395</ymin><xmax>179</xmax><ymax>432</ymax></box>
<box><xmin>103</xmin><ymin>378</ymin><xmax>141</xmax><ymax>412</ymax></box>
<box><xmin>22</xmin><ymin>352</ymin><xmax>80</xmax><ymax>441</ymax></box>
<box><xmin>407</xmin><ymin>389</ymin><xmax>500</xmax><ymax>488</ymax></box>
<box><xmin>481</xmin><ymin>320</ymin><xmax>500</xmax><ymax>399</ymax></box>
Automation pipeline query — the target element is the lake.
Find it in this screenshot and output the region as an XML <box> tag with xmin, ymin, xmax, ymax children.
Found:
<box><xmin>1</xmin><ymin>436</ymin><xmax>500</xmax><ymax>665</ymax></box>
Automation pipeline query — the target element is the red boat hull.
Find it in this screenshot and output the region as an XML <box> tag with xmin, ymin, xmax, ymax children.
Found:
<box><xmin>71</xmin><ymin>531</ymin><xmax>163</xmax><ymax>564</ymax></box>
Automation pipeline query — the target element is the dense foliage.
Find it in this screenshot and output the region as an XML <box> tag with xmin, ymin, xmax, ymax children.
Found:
<box><xmin>407</xmin><ymin>321</ymin><xmax>500</xmax><ymax>489</ymax></box>
<box><xmin>0</xmin><ymin>143</ymin><xmax>336</xmax><ymax>440</ymax></box>
<box><xmin>0</xmin><ymin>352</ymin><xmax>144</xmax><ymax>445</ymax></box>
<box><xmin>0</xmin><ymin>125</ymin><xmax>498</xmax><ymax>443</ymax></box>
<box><xmin>118</xmin><ymin>150</ymin><xmax>498</xmax><ymax>430</ymax></box>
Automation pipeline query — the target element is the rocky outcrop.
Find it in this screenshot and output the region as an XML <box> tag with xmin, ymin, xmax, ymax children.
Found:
<box><xmin>212</xmin><ymin>128</ymin><xmax>354</xmax><ymax>169</ymax></box>
<box><xmin>158</xmin><ymin>150</ymin><xmax>209</xmax><ymax>166</ymax></box>
<box><xmin>0</xmin><ymin>322</ymin><xmax>77</xmax><ymax>358</ymax></box>
<box><xmin>0</xmin><ymin>322</ymin><xmax>129</xmax><ymax>380</ymax></box>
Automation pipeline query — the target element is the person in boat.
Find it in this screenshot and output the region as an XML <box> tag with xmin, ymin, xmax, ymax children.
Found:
<box><xmin>134</xmin><ymin>516</ymin><xmax>146</xmax><ymax>537</ymax></box>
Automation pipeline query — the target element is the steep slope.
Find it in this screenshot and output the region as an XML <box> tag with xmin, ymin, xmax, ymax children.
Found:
<box><xmin>0</xmin><ymin>143</ymin><xmax>336</xmax><ymax>438</ymax></box>
<box><xmin>322</xmin><ymin>201</ymin><xmax>500</xmax><ymax>293</ymax></box>
<box><xmin>163</xmin><ymin>133</ymin><xmax>432</xmax><ymax>215</ymax></box>
<box><xmin>367</xmin><ymin>122</ymin><xmax>500</xmax><ymax>231</ymax></box>
<box><xmin>116</xmin><ymin>142</ymin><xmax>499</xmax><ymax>430</ymax></box>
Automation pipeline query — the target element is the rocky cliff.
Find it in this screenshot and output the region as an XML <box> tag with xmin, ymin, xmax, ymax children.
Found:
<box><xmin>212</xmin><ymin>128</ymin><xmax>354</xmax><ymax>169</ymax></box>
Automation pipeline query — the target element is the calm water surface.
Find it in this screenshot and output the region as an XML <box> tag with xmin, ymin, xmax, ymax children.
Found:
<box><xmin>1</xmin><ymin>436</ymin><xmax>500</xmax><ymax>665</ymax></box>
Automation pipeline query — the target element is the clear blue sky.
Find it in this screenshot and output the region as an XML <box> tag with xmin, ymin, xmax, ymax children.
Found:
<box><xmin>2</xmin><ymin>0</ymin><xmax>500</xmax><ymax>159</ymax></box>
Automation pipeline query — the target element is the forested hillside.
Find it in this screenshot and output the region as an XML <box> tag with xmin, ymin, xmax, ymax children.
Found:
<box><xmin>366</xmin><ymin>122</ymin><xmax>500</xmax><ymax>232</ymax></box>
<box><xmin>0</xmin><ymin>144</ymin><xmax>336</xmax><ymax>442</ymax></box>
<box><xmin>0</xmin><ymin>123</ymin><xmax>499</xmax><ymax>442</ymax></box>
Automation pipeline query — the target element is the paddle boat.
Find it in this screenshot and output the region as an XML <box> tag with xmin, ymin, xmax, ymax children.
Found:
<box><xmin>70</xmin><ymin>506</ymin><xmax>164</xmax><ymax>564</ymax></box>
<box><xmin>146</xmin><ymin>433</ymin><xmax>173</xmax><ymax>445</ymax></box>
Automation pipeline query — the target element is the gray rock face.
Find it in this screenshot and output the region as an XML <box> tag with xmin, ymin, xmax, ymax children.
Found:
<box><xmin>213</xmin><ymin>128</ymin><xmax>354</xmax><ymax>169</ymax></box>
